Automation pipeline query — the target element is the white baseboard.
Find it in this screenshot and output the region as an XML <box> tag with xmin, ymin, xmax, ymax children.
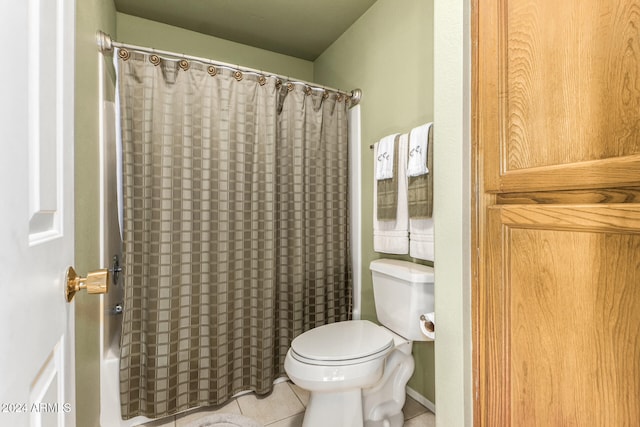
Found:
<box><xmin>406</xmin><ymin>386</ymin><xmax>436</xmax><ymax>414</ymax></box>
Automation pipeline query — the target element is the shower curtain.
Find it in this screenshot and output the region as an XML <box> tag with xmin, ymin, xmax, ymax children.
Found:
<box><xmin>116</xmin><ymin>49</ymin><xmax>352</xmax><ymax>419</ymax></box>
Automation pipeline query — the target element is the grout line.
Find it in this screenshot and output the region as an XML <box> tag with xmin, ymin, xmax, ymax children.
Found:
<box><xmin>286</xmin><ymin>382</ymin><xmax>307</xmax><ymax>409</ymax></box>
<box><xmin>264</xmin><ymin>412</ymin><xmax>303</xmax><ymax>427</ymax></box>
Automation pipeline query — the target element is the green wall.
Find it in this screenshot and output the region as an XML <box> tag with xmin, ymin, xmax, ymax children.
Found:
<box><xmin>116</xmin><ymin>13</ymin><xmax>314</xmax><ymax>82</ymax></box>
<box><xmin>75</xmin><ymin>3</ymin><xmax>438</xmax><ymax>424</ymax></box>
<box><xmin>314</xmin><ymin>0</ymin><xmax>436</xmax><ymax>405</ymax></box>
<box><xmin>75</xmin><ymin>1</ymin><xmax>116</xmax><ymax>426</ymax></box>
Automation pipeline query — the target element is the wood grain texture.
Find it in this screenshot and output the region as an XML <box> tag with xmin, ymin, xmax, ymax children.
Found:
<box><xmin>497</xmin><ymin>154</ymin><xmax>640</xmax><ymax>192</ymax></box>
<box><xmin>505</xmin><ymin>0</ymin><xmax>640</xmax><ymax>170</ymax></box>
<box><xmin>509</xmin><ymin>227</ymin><xmax>640</xmax><ymax>425</ymax></box>
<box><xmin>497</xmin><ymin>154</ymin><xmax>640</xmax><ymax>193</ymax></box>
<box><xmin>474</xmin><ymin>1</ymin><xmax>640</xmax><ymax>425</ymax></box>
<box><xmin>497</xmin><ymin>187</ymin><xmax>640</xmax><ymax>205</ymax></box>
<box><xmin>498</xmin><ymin>204</ymin><xmax>640</xmax><ymax>233</ymax></box>
<box><xmin>482</xmin><ymin>206</ymin><xmax>640</xmax><ymax>426</ymax></box>
<box><xmin>479</xmin><ymin>0</ymin><xmax>640</xmax><ymax>193</ymax></box>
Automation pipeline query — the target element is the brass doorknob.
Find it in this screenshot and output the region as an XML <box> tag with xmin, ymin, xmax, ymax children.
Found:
<box><xmin>65</xmin><ymin>267</ymin><xmax>110</xmax><ymax>302</ymax></box>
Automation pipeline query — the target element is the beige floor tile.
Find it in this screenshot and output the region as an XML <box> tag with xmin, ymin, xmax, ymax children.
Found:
<box><xmin>403</xmin><ymin>395</ymin><xmax>428</xmax><ymax>420</ymax></box>
<box><xmin>404</xmin><ymin>410</ymin><xmax>436</xmax><ymax>427</ymax></box>
<box><xmin>136</xmin><ymin>415</ymin><xmax>176</xmax><ymax>427</ymax></box>
<box><xmin>137</xmin><ymin>383</ymin><xmax>433</xmax><ymax>427</ymax></box>
<box><xmin>237</xmin><ymin>382</ymin><xmax>305</xmax><ymax>425</ymax></box>
<box><xmin>265</xmin><ymin>412</ymin><xmax>304</xmax><ymax>427</ymax></box>
<box><xmin>286</xmin><ymin>382</ymin><xmax>309</xmax><ymax>407</ymax></box>
<box><xmin>175</xmin><ymin>400</ymin><xmax>241</xmax><ymax>426</ymax></box>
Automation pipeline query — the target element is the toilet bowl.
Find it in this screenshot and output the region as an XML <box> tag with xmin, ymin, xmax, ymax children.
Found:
<box><xmin>285</xmin><ymin>320</ymin><xmax>394</xmax><ymax>427</ymax></box>
<box><xmin>284</xmin><ymin>259</ymin><xmax>434</xmax><ymax>427</ymax></box>
<box><xmin>285</xmin><ymin>320</ymin><xmax>394</xmax><ymax>391</ymax></box>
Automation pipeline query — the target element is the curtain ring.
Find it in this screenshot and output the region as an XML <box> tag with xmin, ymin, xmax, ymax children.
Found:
<box><xmin>304</xmin><ymin>87</ymin><xmax>312</xmax><ymax>96</ymax></box>
<box><xmin>179</xmin><ymin>59</ymin><xmax>190</xmax><ymax>71</ymax></box>
<box><xmin>322</xmin><ymin>91</ymin><xmax>329</xmax><ymax>100</ymax></box>
<box><xmin>276</xmin><ymin>79</ymin><xmax>282</xmax><ymax>89</ymax></box>
<box><xmin>287</xmin><ymin>82</ymin><xmax>294</xmax><ymax>92</ymax></box>
<box><xmin>258</xmin><ymin>76</ymin><xmax>267</xmax><ymax>86</ymax></box>
<box><xmin>118</xmin><ymin>48</ymin><xmax>130</xmax><ymax>61</ymax></box>
<box><xmin>207</xmin><ymin>65</ymin><xmax>218</xmax><ymax>76</ymax></box>
<box><xmin>336</xmin><ymin>94</ymin><xmax>343</xmax><ymax>102</ymax></box>
<box><xmin>234</xmin><ymin>71</ymin><xmax>243</xmax><ymax>81</ymax></box>
<box><xmin>149</xmin><ymin>55</ymin><xmax>160</xmax><ymax>66</ymax></box>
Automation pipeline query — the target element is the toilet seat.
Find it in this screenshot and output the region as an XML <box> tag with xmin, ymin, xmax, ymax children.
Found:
<box><xmin>290</xmin><ymin>320</ymin><xmax>394</xmax><ymax>366</ymax></box>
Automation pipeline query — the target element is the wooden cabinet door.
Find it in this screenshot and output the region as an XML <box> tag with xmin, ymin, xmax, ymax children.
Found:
<box><xmin>474</xmin><ymin>0</ymin><xmax>640</xmax><ymax>425</ymax></box>
<box><xmin>478</xmin><ymin>0</ymin><xmax>640</xmax><ymax>192</ymax></box>
<box><xmin>480</xmin><ymin>205</ymin><xmax>640</xmax><ymax>425</ymax></box>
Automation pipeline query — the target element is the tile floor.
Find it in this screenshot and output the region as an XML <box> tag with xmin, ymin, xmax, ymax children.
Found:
<box><xmin>137</xmin><ymin>381</ymin><xmax>435</xmax><ymax>427</ymax></box>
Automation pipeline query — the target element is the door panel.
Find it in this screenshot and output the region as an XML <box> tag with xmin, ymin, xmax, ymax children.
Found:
<box><xmin>479</xmin><ymin>0</ymin><xmax>640</xmax><ymax>192</ymax></box>
<box><xmin>0</xmin><ymin>0</ymin><xmax>75</xmax><ymax>425</ymax></box>
<box><xmin>483</xmin><ymin>206</ymin><xmax>640</xmax><ymax>425</ymax></box>
<box><xmin>505</xmin><ymin>1</ymin><xmax>640</xmax><ymax>170</ymax></box>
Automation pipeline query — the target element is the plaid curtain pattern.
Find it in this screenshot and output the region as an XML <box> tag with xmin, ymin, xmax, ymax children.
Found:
<box><xmin>117</xmin><ymin>50</ymin><xmax>352</xmax><ymax>419</ymax></box>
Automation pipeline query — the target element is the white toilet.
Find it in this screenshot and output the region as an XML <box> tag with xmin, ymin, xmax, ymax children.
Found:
<box><xmin>284</xmin><ymin>259</ymin><xmax>434</xmax><ymax>427</ymax></box>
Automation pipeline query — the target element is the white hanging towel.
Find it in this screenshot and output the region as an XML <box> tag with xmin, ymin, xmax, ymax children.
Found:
<box><xmin>375</xmin><ymin>133</ymin><xmax>399</xmax><ymax>180</ymax></box>
<box><xmin>373</xmin><ymin>134</ymin><xmax>409</xmax><ymax>254</ymax></box>
<box><xmin>410</xmin><ymin>217</ymin><xmax>434</xmax><ymax>261</ymax></box>
<box><xmin>407</xmin><ymin>123</ymin><xmax>431</xmax><ymax>177</ymax></box>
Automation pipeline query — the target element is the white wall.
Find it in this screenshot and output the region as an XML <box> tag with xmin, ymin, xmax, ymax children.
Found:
<box><xmin>433</xmin><ymin>0</ymin><xmax>473</xmax><ymax>426</ymax></box>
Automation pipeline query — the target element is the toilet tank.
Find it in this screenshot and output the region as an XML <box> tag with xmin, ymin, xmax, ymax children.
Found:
<box><xmin>370</xmin><ymin>259</ymin><xmax>434</xmax><ymax>341</ymax></box>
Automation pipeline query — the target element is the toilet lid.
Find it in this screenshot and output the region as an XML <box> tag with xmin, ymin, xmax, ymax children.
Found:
<box><xmin>290</xmin><ymin>320</ymin><xmax>394</xmax><ymax>365</ymax></box>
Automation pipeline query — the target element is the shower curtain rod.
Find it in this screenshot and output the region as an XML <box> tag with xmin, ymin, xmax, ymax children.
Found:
<box><xmin>96</xmin><ymin>31</ymin><xmax>362</xmax><ymax>107</ymax></box>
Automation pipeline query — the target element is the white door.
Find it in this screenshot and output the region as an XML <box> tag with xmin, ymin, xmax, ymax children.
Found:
<box><xmin>0</xmin><ymin>0</ymin><xmax>76</xmax><ymax>426</ymax></box>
